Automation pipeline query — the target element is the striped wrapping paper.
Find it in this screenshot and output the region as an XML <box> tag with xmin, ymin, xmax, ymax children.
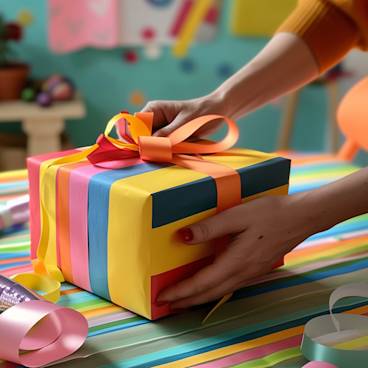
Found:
<box><xmin>1</xmin><ymin>154</ymin><xmax>368</xmax><ymax>368</ymax></box>
<box><xmin>28</xmin><ymin>148</ymin><xmax>290</xmax><ymax>320</ymax></box>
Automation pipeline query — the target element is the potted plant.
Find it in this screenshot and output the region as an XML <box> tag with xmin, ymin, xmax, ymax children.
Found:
<box><xmin>0</xmin><ymin>13</ymin><xmax>29</xmax><ymax>100</ymax></box>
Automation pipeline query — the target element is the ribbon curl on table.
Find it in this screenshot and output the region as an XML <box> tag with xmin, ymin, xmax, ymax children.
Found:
<box><xmin>88</xmin><ymin>111</ymin><xmax>242</xmax><ymax>212</ymax></box>
<box><xmin>301</xmin><ymin>282</ymin><xmax>368</xmax><ymax>368</ymax></box>
<box><xmin>0</xmin><ymin>275</ymin><xmax>88</xmax><ymax>368</ymax></box>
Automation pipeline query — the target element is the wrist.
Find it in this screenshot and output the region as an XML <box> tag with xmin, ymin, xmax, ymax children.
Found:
<box><xmin>206</xmin><ymin>88</ymin><xmax>233</xmax><ymax>117</ymax></box>
<box><xmin>288</xmin><ymin>191</ymin><xmax>327</xmax><ymax>238</ymax></box>
<box><xmin>297</xmin><ymin>188</ymin><xmax>343</xmax><ymax>235</ymax></box>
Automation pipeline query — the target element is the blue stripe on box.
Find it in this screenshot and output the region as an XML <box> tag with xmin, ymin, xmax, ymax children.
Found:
<box><xmin>151</xmin><ymin>157</ymin><xmax>291</xmax><ymax>228</ymax></box>
<box><xmin>88</xmin><ymin>162</ymin><xmax>162</xmax><ymax>300</ymax></box>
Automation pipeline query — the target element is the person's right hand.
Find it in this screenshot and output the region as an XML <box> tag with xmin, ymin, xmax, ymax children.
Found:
<box><xmin>141</xmin><ymin>92</ymin><xmax>230</xmax><ymax>137</ymax></box>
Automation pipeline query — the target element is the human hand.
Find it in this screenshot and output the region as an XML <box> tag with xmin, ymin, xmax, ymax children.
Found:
<box><xmin>157</xmin><ymin>193</ymin><xmax>319</xmax><ymax>309</ymax></box>
<box><xmin>141</xmin><ymin>92</ymin><xmax>228</xmax><ymax>137</ymax></box>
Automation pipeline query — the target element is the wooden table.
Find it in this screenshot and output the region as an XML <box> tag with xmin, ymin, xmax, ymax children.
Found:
<box><xmin>0</xmin><ymin>97</ymin><xmax>85</xmax><ymax>156</ymax></box>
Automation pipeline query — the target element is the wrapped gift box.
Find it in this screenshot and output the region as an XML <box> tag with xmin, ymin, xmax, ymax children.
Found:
<box><xmin>28</xmin><ymin>132</ymin><xmax>290</xmax><ymax>320</ymax></box>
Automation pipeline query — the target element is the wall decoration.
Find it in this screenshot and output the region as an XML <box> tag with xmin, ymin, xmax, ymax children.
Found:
<box><xmin>230</xmin><ymin>0</ymin><xmax>297</xmax><ymax>37</ymax></box>
<box><xmin>172</xmin><ymin>0</ymin><xmax>213</xmax><ymax>57</ymax></box>
<box><xmin>217</xmin><ymin>62</ymin><xmax>234</xmax><ymax>79</ymax></box>
<box><xmin>16</xmin><ymin>9</ymin><xmax>34</xmax><ymax>27</ymax></box>
<box><xmin>144</xmin><ymin>44</ymin><xmax>162</xmax><ymax>59</ymax></box>
<box><xmin>180</xmin><ymin>58</ymin><xmax>196</xmax><ymax>73</ymax></box>
<box><xmin>123</xmin><ymin>49</ymin><xmax>139</xmax><ymax>63</ymax></box>
<box><xmin>48</xmin><ymin>0</ymin><xmax>120</xmax><ymax>53</ymax></box>
<box><xmin>129</xmin><ymin>90</ymin><xmax>146</xmax><ymax>106</ymax></box>
<box><xmin>48</xmin><ymin>0</ymin><xmax>221</xmax><ymax>56</ymax></box>
<box><xmin>147</xmin><ymin>0</ymin><xmax>174</xmax><ymax>6</ymax></box>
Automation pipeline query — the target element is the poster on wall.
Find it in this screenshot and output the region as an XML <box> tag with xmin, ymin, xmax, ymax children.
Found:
<box><xmin>48</xmin><ymin>0</ymin><xmax>221</xmax><ymax>53</ymax></box>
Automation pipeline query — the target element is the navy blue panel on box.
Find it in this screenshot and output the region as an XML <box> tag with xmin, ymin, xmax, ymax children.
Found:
<box><xmin>151</xmin><ymin>157</ymin><xmax>291</xmax><ymax>228</ymax></box>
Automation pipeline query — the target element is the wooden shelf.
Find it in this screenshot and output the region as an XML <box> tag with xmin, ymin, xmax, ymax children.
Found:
<box><xmin>0</xmin><ymin>95</ymin><xmax>85</xmax><ymax>122</ymax></box>
<box><xmin>0</xmin><ymin>95</ymin><xmax>86</xmax><ymax>158</ymax></box>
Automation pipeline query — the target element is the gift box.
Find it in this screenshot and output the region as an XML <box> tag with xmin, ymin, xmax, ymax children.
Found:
<box><xmin>27</xmin><ymin>113</ymin><xmax>290</xmax><ymax>320</ymax></box>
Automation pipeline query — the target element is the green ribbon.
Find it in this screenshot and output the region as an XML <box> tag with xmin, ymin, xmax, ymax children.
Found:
<box><xmin>301</xmin><ymin>282</ymin><xmax>368</xmax><ymax>367</ymax></box>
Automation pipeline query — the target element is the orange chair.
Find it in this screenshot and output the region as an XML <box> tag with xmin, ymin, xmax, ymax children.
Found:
<box><xmin>280</xmin><ymin>77</ymin><xmax>368</xmax><ymax>167</ymax></box>
<box><xmin>337</xmin><ymin>77</ymin><xmax>368</xmax><ymax>161</ymax></box>
<box><xmin>279</xmin><ymin>78</ymin><xmax>368</xmax><ymax>195</ymax></box>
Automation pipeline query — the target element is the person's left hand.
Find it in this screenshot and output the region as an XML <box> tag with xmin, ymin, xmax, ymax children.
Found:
<box><xmin>157</xmin><ymin>192</ymin><xmax>319</xmax><ymax>309</ymax></box>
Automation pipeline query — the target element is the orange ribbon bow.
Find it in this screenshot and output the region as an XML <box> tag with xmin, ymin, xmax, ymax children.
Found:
<box><xmin>87</xmin><ymin>111</ymin><xmax>242</xmax><ymax>213</ymax></box>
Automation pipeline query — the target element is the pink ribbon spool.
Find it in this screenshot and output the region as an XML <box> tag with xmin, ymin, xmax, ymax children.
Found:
<box><xmin>302</xmin><ymin>362</ymin><xmax>337</xmax><ymax>368</ymax></box>
<box><xmin>0</xmin><ymin>300</ymin><xmax>88</xmax><ymax>367</ymax></box>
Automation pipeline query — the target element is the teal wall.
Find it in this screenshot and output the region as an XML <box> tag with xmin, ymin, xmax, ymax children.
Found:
<box><xmin>0</xmin><ymin>0</ymin><xmax>359</xmax><ymax>159</ymax></box>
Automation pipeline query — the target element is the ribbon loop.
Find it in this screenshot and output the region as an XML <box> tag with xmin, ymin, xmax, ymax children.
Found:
<box><xmin>169</xmin><ymin>114</ymin><xmax>239</xmax><ymax>154</ymax></box>
<box><xmin>301</xmin><ymin>282</ymin><xmax>368</xmax><ymax>367</ymax></box>
<box><xmin>0</xmin><ymin>300</ymin><xmax>88</xmax><ymax>368</ymax></box>
<box><xmin>139</xmin><ymin>136</ymin><xmax>173</xmax><ymax>162</ymax></box>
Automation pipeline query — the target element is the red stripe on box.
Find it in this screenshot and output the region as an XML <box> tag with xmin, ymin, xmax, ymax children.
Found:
<box><xmin>151</xmin><ymin>256</ymin><xmax>213</xmax><ymax>320</ymax></box>
<box><xmin>150</xmin><ymin>256</ymin><xmax>284</xmax><ymax>320</ymax></box>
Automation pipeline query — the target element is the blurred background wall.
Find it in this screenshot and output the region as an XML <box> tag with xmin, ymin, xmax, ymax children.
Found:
<box><xmin>0</xmin><ymin>0</ymin><xmax>367</xmax><ymax>164</ymax></box>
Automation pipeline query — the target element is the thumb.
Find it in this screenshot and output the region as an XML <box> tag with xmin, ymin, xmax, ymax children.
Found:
<box><xmin>141</xmin><ymin>100</ymin><xmax>170</xmax><ymax>128</ymax></box>
<box><xmin>178</xmin><ymin>205</ymin><xmax>247</xmax><ymax>244</ymax></box>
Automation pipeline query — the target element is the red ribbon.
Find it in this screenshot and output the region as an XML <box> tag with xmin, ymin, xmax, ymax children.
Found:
<box><xmin>87</xmin><ymin>112</ymin><xmax>242</xmax><ymax>212</ymax></box>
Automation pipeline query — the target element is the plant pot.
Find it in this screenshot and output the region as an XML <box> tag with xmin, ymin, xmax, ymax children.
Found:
<box><xmin>0</xmin><ymin>63</ymin><xmax>30</xmax><ymax>101</ymax></box>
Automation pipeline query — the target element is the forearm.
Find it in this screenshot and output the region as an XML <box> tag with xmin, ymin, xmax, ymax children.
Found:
<box><xmin>301</xmin><ymin>167</ymin><xmax>368</xmax><ymax>234</ymax></box>
<box><xmin>211</xmin><ymin>33</ymin><xmax>319</xmax><ymax>119</ymax></box>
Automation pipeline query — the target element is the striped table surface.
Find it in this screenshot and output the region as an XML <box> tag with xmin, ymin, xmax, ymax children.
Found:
<box><xmin>1</xmin><ymin>155</ymin><xmax>368</xmax><ymax>368</ymax></box>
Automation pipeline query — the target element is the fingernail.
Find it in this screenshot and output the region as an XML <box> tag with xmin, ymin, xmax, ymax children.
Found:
<box><xmin>177</xmin><ymin>228</ymin><xmax>194</xmax><ymax>243</ymax></box>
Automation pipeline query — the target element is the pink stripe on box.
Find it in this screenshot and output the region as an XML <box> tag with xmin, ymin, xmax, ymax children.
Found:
<box><xmin>68</xmin><ymin>158</ymin><xmax>143</xmax><ymax>292</ymax></box>
<box><xmin>69</xmin><ymin>165</ymin><xmax>104</xmax><ymax>291</ymax></box>
<box><xmin>27</xmin><ymin>149</ymin><xmax>80</xmax><ymax>259</ymax></box>
<box><xmin>195</xmin><ymin>335</ymin><xmax>301</xmax><ymax>368</ymax></box>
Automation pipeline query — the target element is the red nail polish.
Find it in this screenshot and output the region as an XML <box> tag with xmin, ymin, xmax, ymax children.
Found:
<box><xmin>177</xmin><ymin>228</ymin><xmax>194</xmax><ymax>243</ymax></box>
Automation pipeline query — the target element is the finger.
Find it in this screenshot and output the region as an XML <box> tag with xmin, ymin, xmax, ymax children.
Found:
<box><xmin>141</xmin><ymin>101</ymin><xmax>169</xmax><ymax>128</ymax></box>
<box><xmin>171</xmin><ymin>253</ymin><xmax>274</xmax><ymax>309</ymax></box>
<box><xmin>153</xmin><ymin>113</ymin><xmax>189</xmax><ymax>137</ymax></box>
<box><xmin>171</xmin><ymin>273</ymin><xmax>242</xmax><ymax>309</ymax></box>
<box><xmin>158</xmin><ymin>262</ymin><xmax>235</xmax><ymax>304</ymax></box>
<box><xmin>177</xmin><ymin>205</ymin><xmax>248</xmax><ymax>244</ymax></box>
<box><xmin>141</xmin><ymin>100</ymin><xmax>160</xmax><ymax>113</ymax></box>
<box><xmin>157</xmin><ymin>238</ymin><xmax>245</xmax><ymax>303</ymax></box>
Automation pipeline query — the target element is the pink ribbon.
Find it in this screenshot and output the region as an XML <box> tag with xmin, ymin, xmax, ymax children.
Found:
<box><xmin>302</xmin><ymin>362</ymin><xmax>337</xmax><ymax>368</ymax></box>
<box><xmin>0</xmin><ymin>300</ymin><xmax>88</xmax><ymax>367</ymax></box>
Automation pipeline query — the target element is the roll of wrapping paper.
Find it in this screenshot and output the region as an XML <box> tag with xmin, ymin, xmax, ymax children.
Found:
<box><xmin>0</xmin><ymin>194</ymin><xmax>29</xmax><ymax>230</ymax></box>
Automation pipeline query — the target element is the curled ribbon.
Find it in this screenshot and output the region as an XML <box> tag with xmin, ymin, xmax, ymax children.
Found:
<box><xmin>301</xmin><ymin>282</ymin><xmax>368</xmax><ymax>367</ymax></box>
<box><xmin>0</xmin><ymin>301</ymin><xmax>88</xmax><ymax>367</ymax></box>
<box><xmin>0</xmin><ymin>275</ymin><xmax>88</xmax><ymax>367</ymax></box>
<box><xmin>88</xmin><ymin>112</ymin><xmax>242</xmax><ymax>212</ymax></box>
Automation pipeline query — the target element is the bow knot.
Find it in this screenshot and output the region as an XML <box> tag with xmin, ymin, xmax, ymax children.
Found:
<box><xmin>139</xmin><ymin>136</ymin><xmax>173</xmax><ymax>162</ymax></box>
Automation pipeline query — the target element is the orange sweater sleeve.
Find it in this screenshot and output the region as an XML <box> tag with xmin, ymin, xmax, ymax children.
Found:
<box><xmin>277</xmin><ymin>0</ymin><xmax>368</xmax><ymax>72</ymax></box>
